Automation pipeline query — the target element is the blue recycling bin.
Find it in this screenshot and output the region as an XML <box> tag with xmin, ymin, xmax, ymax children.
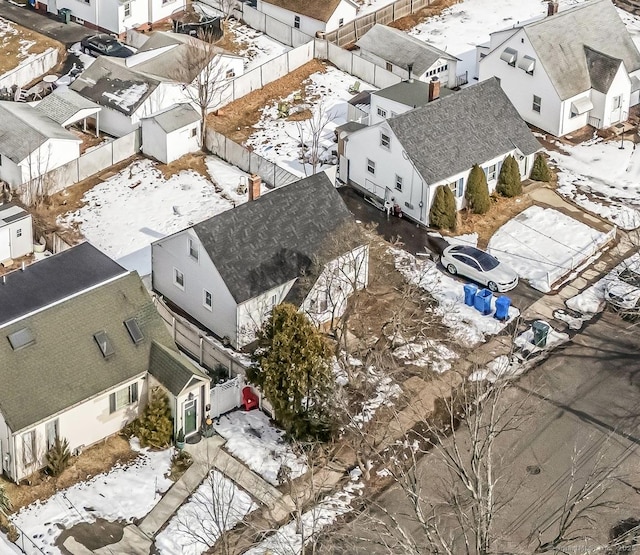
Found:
<box><xmin>474</xmin><ymin>288</ymin><xmax>493</xmax><ymax>315</ymax></box>
<box><xmin>463</xmin><ymin>283</ymin><xmax>478</xmax><ymax>306</ymax></box>
<box><xmin>494</xmin><ymin>295</ymin><xmax>511</xmax><ymax>321</ymax></box>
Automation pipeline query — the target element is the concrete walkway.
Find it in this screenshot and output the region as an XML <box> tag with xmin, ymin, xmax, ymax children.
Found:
<box><xmin>138</xmin><ymin>435</ymin><xmax>225</xmax><ymax>537</ymax></box>
<box><xmin>1</xmin><ymin>1</ymin><xmax>91</xmax><ymax>45</ymax></box>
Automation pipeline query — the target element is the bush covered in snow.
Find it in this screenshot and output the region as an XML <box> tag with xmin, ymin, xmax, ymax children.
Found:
<box><xmin>429</xmin><ymin>184</ymin><xmax>457</xmax><ymax>230</ymax></box>
<box><xmin>465</xmin><ymin>164</ymin><xmax>490</xmax><ymax>214</ymax></box>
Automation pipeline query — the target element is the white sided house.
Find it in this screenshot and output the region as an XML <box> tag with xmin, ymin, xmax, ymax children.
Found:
<box><xmin>41</xmin><ymin>0</ymin><xmax>185</xmax><ymax>36</ymax></box>
<box><xmin>0</xmin><ymin>204</ymin><xmax>34</xmax><ymax>263</ymax></box>
<box><xmin>71</xmin><ymin>32</ymin><xmax>243</xmax><ymax>138</ymax></box>
<box><xmin>256</xmin><ymin>0</ymin><xmax>358</xmax><ymax>35</ymax></box>
<box><xmin>339</xmin><ymin>78</ymin><xmax>541</xmax><ymax>227</ymax></box>
<box><xmin>151</xmin><ymin>173</ymin><xmax>369</xmax><ymax>349</ymax></box>
<box><xmin>478</xmin><ymin>0</ymin><xmax>640</xmax><ymax>137</ymax></box>
<box><xmin>356</xmin><ymin>24</ymin><xmax>461</xmax><ymax>88</ymax></box>
<box><xmin>0</xmin><ymin>242</ymin><xmax>209</xmax><ymax>482</ymax></box>
<box><xmin>0</xmin><ymin>101</ymin><xmax>81</xmax><ymax>189</ymax></box>
<box><xmin>141</xmin><ymin>104</ymin><xmax>201</xmax><ymax>163</ymax></box>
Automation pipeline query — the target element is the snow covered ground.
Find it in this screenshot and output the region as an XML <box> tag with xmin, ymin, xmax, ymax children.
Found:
<box><xmin>59</xmin><ymin>156</ymin><xmax>257</xmax><ymax>277</ymax></box>
<box><xmin>3</xmin><ymin>440</ymin><xmax>173</xmax><ymax>555</ymax></box>
<box><xmin>245</xmin><ymin>469</ymin><xmax>364</xmax><ymax>555</ymax></box>
<box><xmin>213</xmin><ymin>410</ymin><xmax>307</xmax><ymax>486</ymax></box>
<box><xmin>245</xmin><ymin>67</ymin><xmax>375</xmax><ymax>177</ymax></box>
<box><xmin>408</xmin><ymin>0</ymin><xmax>589</xmax><ymax>79</ymax></box>
<box><xmin>566</xmin><ymin>252</ymin><xmax>640</xmax><ymax>317</ymax></box>
<box><xmin>487</xmin><ymin>206</ymin><xmax>611</xmax><ymax>293</ymax></box>
<box><xmin>155</xmin><ymin>470</ymin><xmax>257</xmax><ymax>555</ymax></box>
<box><xmin>391</xmin><ymin>248</ymin><xmax>519</xmax><ymax>347</ymax></box>
<box><xmin>549</xmin><ymin>138</ymin><xmax>640</xmax><ymax>230</ymax></box>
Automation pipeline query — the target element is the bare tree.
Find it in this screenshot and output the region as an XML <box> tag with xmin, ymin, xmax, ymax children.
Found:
<box><xmin>174</xmin><ymin>31</ymin><xmax>233</xmax><ymax>150</ymax></box>
<box><xmin>295</xmin><ymin>102</ymin><xmax>337</xmax><ymax>176</ymax></box>
<box><xmin>24</xmin><ymin>142</ymin><xmax>55</xmax><ymax>207</ymax></box>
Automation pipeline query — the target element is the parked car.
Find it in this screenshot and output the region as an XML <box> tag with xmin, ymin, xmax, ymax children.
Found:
<box><xmin>604</xmin><ymin>263</ymin><xmax>640</xmax><ymax>312</ymax></box>
<box><xmin>80</xmin><ymin>35</ymin><xmax>134</xmax><ymax>58</ymax></box>
<box><xmin>441</xmin><ymin>245</ymin><xmax>519</xmax><ymax>292</ymax></box>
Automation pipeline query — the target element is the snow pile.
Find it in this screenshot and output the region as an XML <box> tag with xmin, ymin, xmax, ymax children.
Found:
<box><xmin>8</xmin><ymin>439</ymin><xmax>173</xmax><ymax>555</ymax></box>
<box><xmin>566</xmin><ymin>253</ymin><xmax>640</xmax><ymax>317</ymax></box>
<box><xmin>213</xmin><ymin>410</ymin><xmax>307</xmax><ymax>486</ymax></box>
<box><xmin>155</xmin><ymin>470</ymin><xmax>257</xmax><ymax>555</ymax></box>
<box><xmin>393</xmin><ymin>340</ymin><xmax>458</xmax><ymax>373</ymax></box>
<box><xmin>391</xmin><ymin>248</ymin><xmax>519</xmax><ymax>347</ymax></box>
<box><xmin>514</xmin><ymin>322</ymin><xmax>569</xmax><ymax>355</ymax></box>
<box><xmin>245</xmin><ymin>67</ymin><xmax>375</xmax><ymax>177</ymax></box>
<box><xmin>351</xmin><ymin>368</ymin><xmax>402</xmax><ymax>427</ymax></box>
<box><xmin>488</xmin><ymin>206</ymin><xmax>610</xmax><ymax>292</ymax></box>
<box><xmin>245</xmin><ymin>469</ymin><xmax>364</xmax><ymax>555</ymax></box>
<box><xmin>447</xmin><ymin>233</ymin><xmax>478</xmax><ymax>248</ymax></box>
<box><xmin>59</xmin><ymin>156</ymin><xmax>255</xmax><ymax>276</ymax></box>
<box><xmin>469</xmin><ymin>355</ymin><xmax>519</xmax><ymax>382</ymax></box>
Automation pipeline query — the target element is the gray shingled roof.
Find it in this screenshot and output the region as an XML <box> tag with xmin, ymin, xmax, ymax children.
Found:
<box><xmin>190</xmin><ymin>173</ymin><xmax>354</xmax><ymax>303</ymax></box>
<box><xmin>130</xmin><ymin>32</ymin><xmax>236</xmax><ymax>82</ymax></box>
<box><xmin>522</xmin><ymin>0</ymin><xmax>640</xmax><ymax>100</ymax></box>
<box><xmin>35</xmin><ymin>88</ymin><xmax>101</xmax><ymax>126</ymax></box>
<box><xmin>387</xmin><ymin>78</ymin><xmax>541</xmax><ymax>185</ymax></box>
<box><xmin>0</xmin><ymin>272</ymin><xmax>180</xmax><ymax>432</ymax></box>
<box><xmin>0</xmin><ymin>102</ymin><xmax>80</xmax><ymax>163</ymax></box>
<box><xmin>585</xmin><ymin>46</ymin><xmax>622</xmax><ymax>94</ymax></box>
<box><xmin>145</xmin><ymin>104</ymin><xmax>200</xmax><ymax>133</ymax></box>
<box><xmin>356</xmin><ymin>24</ymin><xmax>459</xmax><ymax>76</ymax></box>
<box><xmin>0</xmin><ymin>242</ymin><xmax>127</xmax><ymax>327</ymax></box>
<box><xmin>148</xmin><ymin>341</ymin><xmax>209</xmax><ymax>396</ymax></box>
<box><xmin>70</xmin><ymin>57</ymin><xmax>159</xmax><ymax>115</ymax></box>
<box><xmin>373</xmin><ymin>79</ymin><xmax>454</xmax><ymax>107</ymax></box>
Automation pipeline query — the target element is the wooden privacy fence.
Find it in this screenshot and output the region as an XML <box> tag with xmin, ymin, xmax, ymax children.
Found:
<box><xmin>152</xmin><ymin>295</ymin><xmax>249</xmax><ymax>378</ymax></box>
<box><xmin>323</xmin><ymin>0</ymin><xmax>432</xmax><ymax>47</ymax></box>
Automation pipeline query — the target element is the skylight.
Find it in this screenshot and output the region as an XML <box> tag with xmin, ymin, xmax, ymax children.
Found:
<box><xmin>124</xmin><ymin>318</ymin><xmax>144</xmax><ymax>344</ymax></box>
<box><xmin>7</xmin><ymin>328</ymin><xmax>35</xmax><ymax>351</ymax></box>
<box><xmin>93</xmin><ymin>331</ymin><xmax>115</xmax><ymax>358</ymax></box>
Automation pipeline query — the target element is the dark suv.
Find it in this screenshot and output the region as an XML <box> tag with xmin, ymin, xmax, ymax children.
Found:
<box><xmin>80</xmin><ymin>35</ymin><xmax>135</xmax><ymax>58</ymax></box>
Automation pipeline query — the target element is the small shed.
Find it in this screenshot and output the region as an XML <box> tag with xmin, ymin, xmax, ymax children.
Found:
<box><xmin>141</xmin><ymin>104</ymin><xmax>201</xmax><ymax>164</ymax></box>
<box><xmin>0</xmin><ymin>203</ymin><xmax>33</xmax><ymax>263</ymax></box>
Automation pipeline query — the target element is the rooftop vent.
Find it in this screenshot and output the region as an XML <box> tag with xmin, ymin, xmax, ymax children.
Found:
<box><xmin>8</xmin><ymin>328</ymin><xmax>35</xmax><ymax>351</ymax></box>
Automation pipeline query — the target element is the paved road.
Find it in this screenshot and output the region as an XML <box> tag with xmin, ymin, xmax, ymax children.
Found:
<box><xmin>338</xmin><ymin>185</ymin><xmax>545</xmax><ymax>313</ymax></box>
<box><xmin>329</xmin><ymin>311</ymin><xmax>640</xmax><ymax>553</ymax></box>
<box><xmin>1</xmin><ymin>1</ymin><xmax>91</xmax><ymax>45</ymax></box>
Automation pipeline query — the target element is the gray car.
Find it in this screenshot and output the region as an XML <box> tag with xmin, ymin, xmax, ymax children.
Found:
<box><xmin>441</xmin><ymin>245</ymin><xmax>519</xmax><ymax>292</ymax></box>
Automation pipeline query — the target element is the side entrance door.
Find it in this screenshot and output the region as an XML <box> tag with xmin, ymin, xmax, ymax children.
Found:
<box><xmin>184</xmin><ymin>399</ymin><xmax>198</xmax><ymax>436</ymax></box>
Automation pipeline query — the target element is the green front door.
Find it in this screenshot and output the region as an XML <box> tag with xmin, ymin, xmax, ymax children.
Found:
<box><xmin>184</xmin><ymin>399</ymin><xmax>197</xmax><ymax>435</ymax></box>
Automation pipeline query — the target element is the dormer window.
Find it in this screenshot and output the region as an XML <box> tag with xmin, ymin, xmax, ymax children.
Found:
<box><xmin>500</xmin><ymin>47</ymin><xmax>518</xmax><ymax>67</ymax></box>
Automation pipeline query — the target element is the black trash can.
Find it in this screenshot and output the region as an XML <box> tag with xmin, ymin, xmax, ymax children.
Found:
<box><xmin>532</xmin><ymin>321</ymin><xmax>550</xmax><ymax>348</ymax></box>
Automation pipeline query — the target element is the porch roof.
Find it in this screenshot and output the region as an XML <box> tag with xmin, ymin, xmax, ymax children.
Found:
<box><xmin>149</xmin><ymin>341</ymin><xmax>209</xmax><ymax>396</ymax></box>
<box><xmin>35</xmin><ymin>88</ymin><xmax>101</xmax><ymax>127</ymax></box>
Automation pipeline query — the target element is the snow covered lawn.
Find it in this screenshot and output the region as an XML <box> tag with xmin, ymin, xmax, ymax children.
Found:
<box><xmin>213</xmin><ymin>410</ymin><xmax>307</xmax><ymax>486</ymax></box>
<box><xmin>391</xmin><ymin>248</ymin><xmax>519</xmax><ymax>347</ymax></box>
<box><xmin>155</xmin><ymin>470</ymin><xmax>257</xmax><ymax>555</ymax></box>
<box><xmin>226</xmin><ymin>19</ymin><xmax>291</xmax><ymax>71</ymax></box>
<box><xmin>5</xmin><ymin>440</ymin><xmax>173</xmax><ymax>555</ymax></box>
<box><xmin>59</xmin><ymin>156</ymin><xmax>256</xmax><ymax>277</ymax></box>
<box><xmin>487</xmin><ymin>206</ymin><xmax>611</xmax><ymax>293</ymax></box>
<box><xmin>245</xmin><ymin>67</ymin><xmax>375</xmax><ymax>177</ymax></box>
<box><xmin>408</xmin><ymin>0</ymin><xmax>589</xmax><ymax>78</ymax></box>
<box><xmin>245</xmin><ymin>469</ymin><xmax>364</xmax><ymax>555</ymax></box>
<box><xmin>566</xmin><ymin>253</ymin><xmax>640</xmax><ymax>317</ymax></box>
<box><xmin>549</xmin><ymin>138</ymin><xmax>640</xmax><ymax>230</ymax></box>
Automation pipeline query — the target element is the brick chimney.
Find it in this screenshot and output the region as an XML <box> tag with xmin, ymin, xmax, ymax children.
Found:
<box><xmin>248</xmin><ymin>174</ymin><xmax>261</xmax><ymax>201</ymax></box>
<box><xmin>428</xmin><ymin>76</ymin><xmax>440</xmax><ymax>102</ymax></box>
<box><xmin>547</xmin><ymin>1</ymin><xmax>559</xmax><ymax>16</ymax></box>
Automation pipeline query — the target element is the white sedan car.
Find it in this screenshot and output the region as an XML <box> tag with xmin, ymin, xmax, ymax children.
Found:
<box><xmin>604</xmin><ymin>264</ymin><xmax>640</xmax><ymax>312</ymax></box>
<box><xmin>441</xmin><ymin>245</ymin><xmax>519</xmax><ymax>292</ymax></box>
